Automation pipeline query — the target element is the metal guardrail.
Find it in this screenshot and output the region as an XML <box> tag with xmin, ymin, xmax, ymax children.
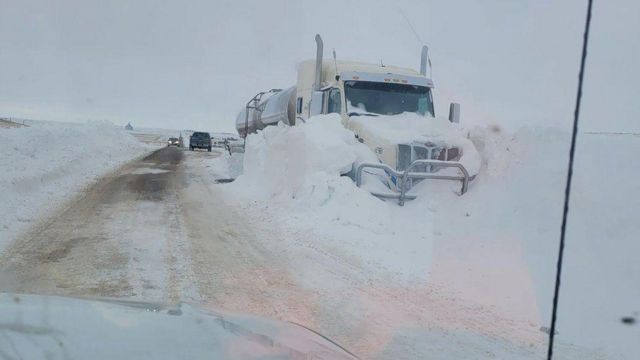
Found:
<box><xmin>355</xmin><ymin>159</ymin><xmax>470</xmax><ymax>206</ymax></box>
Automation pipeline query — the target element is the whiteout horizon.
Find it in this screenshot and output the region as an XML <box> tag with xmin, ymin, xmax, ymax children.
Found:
<box><xmin>236</xmin><ymin>35</ymin><xmax>480</xmax><ymax>204</ymax></box>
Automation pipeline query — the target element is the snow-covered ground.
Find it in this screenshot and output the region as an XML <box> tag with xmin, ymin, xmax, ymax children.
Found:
<box><xmin>205</xmin><ymin>116</ymin><xmax>639</xmax><ymax>359</ymax></box>
<box><xmin>0</xmin><ymin>121</ymin><xmax>153</xmax><ymax>250</ymax></box>
<box><xmin>127</xmin><ymin>126</ymin><xmax>183</xmax><ymax>146</ymax></box>
<box><xmin>1</xmin><ymin>117</ymin><xmax>637</xmax><ymax>358</ymax></box>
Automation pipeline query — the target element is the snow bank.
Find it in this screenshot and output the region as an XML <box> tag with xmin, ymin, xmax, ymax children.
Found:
<box><xmin>228</xmin><ymin>115</ymin><xmax>449</xmax><ymax>282</ymax></box>
<box><xmin>199</xmin><ymin>150</ymin><xmax>243</xmax><ymax>180</ymax></box>
<box><xmin>0</xmin><ymin>121</ymin><xmax>152</xmax><ymax>249</ymax></box>
<box><xmin>412</xmin><ymin>125</ymin><xmax>571</xmax><ymax>331</ymax></box>
<box><xmin>236</xmin><ymin>114</ymin><xmax>376</xmax><ymax>201</ymax></box>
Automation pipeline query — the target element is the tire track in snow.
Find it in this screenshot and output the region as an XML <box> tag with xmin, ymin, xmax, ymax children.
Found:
<box><xmin>0</xmin><ymin>147</ymin><xmax>199</xmax><ymax>303</ymax></box>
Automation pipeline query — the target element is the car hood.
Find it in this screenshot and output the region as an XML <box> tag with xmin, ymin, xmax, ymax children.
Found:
<box><xmin>0</xmin><ymin>293</ymin><xmax>357</xmax><ymax>360</ymax></box>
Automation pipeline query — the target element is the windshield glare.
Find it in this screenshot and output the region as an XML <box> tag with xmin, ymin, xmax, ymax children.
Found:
<box><xmin>344</xmin><ymin>80</ymin><xmax>434</xmax><ymax>116</ymax></box>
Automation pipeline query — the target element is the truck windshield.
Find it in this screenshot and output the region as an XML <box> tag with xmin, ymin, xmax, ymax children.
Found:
<box><xmin>344</xmin><ymin>80</ymin><xmax>434</xmax><ymax>117</ymax></box>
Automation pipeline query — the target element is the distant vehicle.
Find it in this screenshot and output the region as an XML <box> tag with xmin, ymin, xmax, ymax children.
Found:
<box><xmin>167</xmin><ymin>137</ymin><xmax>180</xmax><ymax>147</ymax></box>
<box><xmin>189</xmin><ymin>132</ymin><xmax>212</xmax><ymax>152</ymax></box>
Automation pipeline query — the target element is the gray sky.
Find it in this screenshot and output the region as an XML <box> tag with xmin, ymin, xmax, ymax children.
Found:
<box><xmin>0</xmin><ymin>0</ymin><xmax>638</xmax><ymax>133</ymax></box>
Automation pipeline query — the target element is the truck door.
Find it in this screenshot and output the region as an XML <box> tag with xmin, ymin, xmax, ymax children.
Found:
<box><xmin>326</xmin><ymin>88</ymin><xmax>342</xmax><ymax>114</ymax></box>
<box><xmin>310</xmin><ymin>88</ymin><xmax>342</xmax><ymax>117</ymax></box>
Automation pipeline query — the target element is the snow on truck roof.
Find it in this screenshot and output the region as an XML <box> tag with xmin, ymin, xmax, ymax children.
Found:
<box><xmin>298</xmin><ymin>59</ymin><xmax>421</xmax><ymax>76</ymax></box>
<box><xmin>297</xmin><ymin>59</ymin><xmax>429</xmax><ymax>90</ymax></box>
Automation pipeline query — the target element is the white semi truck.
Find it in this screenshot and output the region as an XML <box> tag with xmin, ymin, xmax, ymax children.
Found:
<box><xmin>236</xmin><ymin>35</ymin><xmax>479</xmax><ymax>205</ymax></box>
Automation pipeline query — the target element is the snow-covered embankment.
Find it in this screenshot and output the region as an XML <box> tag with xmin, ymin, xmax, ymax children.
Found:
<box><xmin>0</xmin><ymin>121</ymin><xmax>152</xmax><ymax>250</ymax></box>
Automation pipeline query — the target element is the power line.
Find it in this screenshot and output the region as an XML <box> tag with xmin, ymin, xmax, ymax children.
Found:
<box><xmin>547</xmin><ymin>0</ymin><xmax>594</xmax><ymax>359</ymax></box>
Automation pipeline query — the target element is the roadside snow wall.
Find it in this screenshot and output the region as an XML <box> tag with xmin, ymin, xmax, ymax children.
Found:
<box><xmin>0</xmin><ymin>121</ymin><xmax>152</xmax><ymax>250</ymax></box>
<box><xmin>236</xmin><ymin>114</ymin><xmax>376</xmax><ymax>201</ymax></box>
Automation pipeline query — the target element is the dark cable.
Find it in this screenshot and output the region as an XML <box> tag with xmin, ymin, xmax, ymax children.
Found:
<box><xmin>547</xmin><ymin>0</ymin><xmax>594</xmax><ymax>359</ymax></box>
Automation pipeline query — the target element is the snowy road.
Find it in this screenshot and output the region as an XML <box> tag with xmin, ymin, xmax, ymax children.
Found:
<box><xmin>0</xmin><ymin>147</ymin><xmax>197</xmax><ymax>301</ymax></box>
<box><xmin>0</xmin><ymin>145</ymin><xmax>597</xmax><ymax>359</ymax></box>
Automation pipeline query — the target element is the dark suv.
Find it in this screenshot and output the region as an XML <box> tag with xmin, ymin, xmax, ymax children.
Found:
<box><xmin>189</xmin><ymin>132</ymin><xmax>212</xmax><ymax>152</ymax></box>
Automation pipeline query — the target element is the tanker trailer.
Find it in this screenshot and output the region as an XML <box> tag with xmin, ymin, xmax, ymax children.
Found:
<box><xmin>235</xmin><ymin>86</ymin><xmax>297</xmax><ymax>138</ymax></box>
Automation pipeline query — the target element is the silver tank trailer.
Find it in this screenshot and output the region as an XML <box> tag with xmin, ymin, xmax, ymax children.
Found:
<box><xmin>235</xmin><ymin>86</ymin><xmax>297</xmax><ymax>138</ymax></box>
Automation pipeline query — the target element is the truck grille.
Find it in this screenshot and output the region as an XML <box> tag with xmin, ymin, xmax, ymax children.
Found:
<box><xmin>397</xmin><ymin>143</ymin><xmax>460</xmax><ymax>172</ymax></box>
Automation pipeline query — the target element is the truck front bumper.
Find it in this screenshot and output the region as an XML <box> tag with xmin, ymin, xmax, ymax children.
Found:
<box><xmin>355</xmin><ymin>159</ymin><xmax>471</xmax><ymax>206</ymax></box>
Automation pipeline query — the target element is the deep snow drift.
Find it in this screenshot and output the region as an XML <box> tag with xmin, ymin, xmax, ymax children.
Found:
<box><xmin>0</xmin><ymin>121</ymin><xmax>152</xmax><ymax>249</ymax></box>
<box><xmin>228</xmin><ymin>115</ymin><xmax>438</xmax><ymax>280</ymax></box>
<box><xmin>221</xmin><ymin>114</ymin><xmax>487</xmax><ymax>284</ymax></box>
<box><xmin>208</xmin><ymin>114</ymin><xmax>639</xmax><ymax>359</ymax></box>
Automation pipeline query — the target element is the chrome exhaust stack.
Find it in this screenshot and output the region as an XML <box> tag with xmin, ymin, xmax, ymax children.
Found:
<box><xmin>420</xmin><ymin>45</ymin><xmax>429</xmax><ymax>76</ymax></box>
<box><xmin>314</xmin><ymin>34</ymin><xmax>324</xmax><ymax>91</ymax></box>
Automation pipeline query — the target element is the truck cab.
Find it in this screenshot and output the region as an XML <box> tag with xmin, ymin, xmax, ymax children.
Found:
<box><xmin>294</xmin><ymin>59</ymin><xmax>449</xmax><ymax>172</ymax></box>
<box><xmin>295</xmin><ymin>61</ymin><xmax>434</xmax><ymax>121</ymax></box>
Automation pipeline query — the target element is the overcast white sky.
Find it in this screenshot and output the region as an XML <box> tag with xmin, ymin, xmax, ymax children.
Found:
<box><xmin>0</xmin><ymin>0</ymin><xmax>638</xmax><ymax>133</ymax></box>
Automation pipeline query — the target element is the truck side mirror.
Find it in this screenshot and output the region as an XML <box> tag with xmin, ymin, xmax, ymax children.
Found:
<box><xmin>448</xmin><ymin>102</ymin><xmax>461</xmax><ymax>124</ymax></box>
<box><xmin>310</xmin><ymin>91</ymin><xmax>324</xmax><ymax>116</ymax></box>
